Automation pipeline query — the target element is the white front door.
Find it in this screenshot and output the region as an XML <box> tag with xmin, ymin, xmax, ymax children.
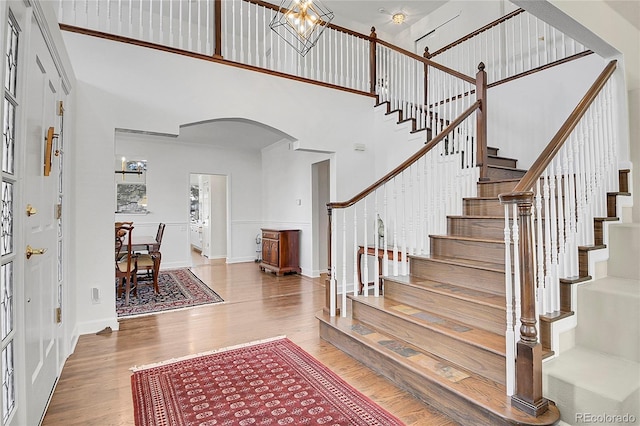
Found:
<box><xmin>21</xmin><ymin>12</ymin><xmax>61</xmax><ymax>426</ymax></box>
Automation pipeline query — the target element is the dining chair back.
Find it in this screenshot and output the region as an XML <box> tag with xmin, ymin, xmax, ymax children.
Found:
<box><xmin>155</xmin><ymin>223</ymin><xmax>165</xmax><ymax>247</ymax></box>
<box><xmin>135</xmin><ymin>222</ymin><xmax>165</xmax><ymax>294</ymax></box>
<box><xmin>115</xmin><ymin>223</ymin><xmax>137</xmax><ymax>305</ymax></box>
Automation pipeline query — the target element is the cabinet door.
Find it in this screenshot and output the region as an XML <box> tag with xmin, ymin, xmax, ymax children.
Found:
<box><xmin>262</xmin><ymin>240</ymin><xmax>271</xmax><ymax>265</ymax></box>
<box><xmin>267</xmin><ymin>240</ymin><xmax>279</xmax><ymax>265</ymax></box>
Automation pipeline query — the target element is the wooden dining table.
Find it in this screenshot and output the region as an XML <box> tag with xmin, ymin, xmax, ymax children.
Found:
<box><xmin>123</xmin><ymin>235</ymin><xmax>160</xmax><ymax>253</ymax></box>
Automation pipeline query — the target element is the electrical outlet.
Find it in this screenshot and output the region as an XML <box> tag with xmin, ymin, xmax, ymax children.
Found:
<box><xmin>91</xmin><ymin>287</ymin><xmax>100</xmax><ymax>304</ymax></box>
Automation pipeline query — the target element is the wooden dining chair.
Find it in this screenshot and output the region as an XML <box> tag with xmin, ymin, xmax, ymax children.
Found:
<box><xmin>134</xmin><ymin>223</ymin><xmax>165</xmax><ymax>293</ymax></box>
<box><xmin>115</xmin><ymin>223</ymin><xmax>137</xmax><ymax>306</ymax></box>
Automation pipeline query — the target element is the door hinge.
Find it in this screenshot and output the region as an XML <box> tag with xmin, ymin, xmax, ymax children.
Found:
<box><xmin>55</xmin><ymin>307</ymin><xmax>62</xmax><ymax>323</ymax></box>
<box><xmin>56</xmin><ymin>203</ymin><xmax>62</xmax><ymax>220</ymax></box>
<box><xmin>57</xmin><ymin>100</ymin><xmax>64</xmax><ymax>116</ymax></box>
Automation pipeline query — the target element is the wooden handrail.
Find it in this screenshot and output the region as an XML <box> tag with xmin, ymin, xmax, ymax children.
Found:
<box><xmin>498</xmin><ymin>59</ymin><xmax>617</xmax><ymax>418</ymax></box>
<box><xmin>506</xmin><ymin>59</ymin><xmax>617</xmax><ymax>195</ymax></box>
<box><xmin>487</xmin><ymin>51</ymin><xmax>594</xmax><ymax>89</ymax></box>
<box><xmin>429</xmin><ymin>8</ymin><xmax>525</xmax><ymax>58</ymax></box>
<box><xmin>58</xmin><ymin>24</ymin><xmax>376</xmax><ymax>99</ymax></box>
<box><xmin>375</xmin><ymin>38</ymin><xmax>476</xmax><ymax>84</ymax></box>
<box><xmin>328</xmin><ymin>100</ymin><xmax>481</xmax><ymax>210</ymax></box>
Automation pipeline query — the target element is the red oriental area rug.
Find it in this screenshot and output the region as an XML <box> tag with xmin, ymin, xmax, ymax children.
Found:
<box><xmin>117</xmin><ymin>268</ymin><xmax>223</xmax><ymax>318</ymax></box>
<box><xmin>131</xmin><ymin>336</ymin><xmax>405</xmax><ymax>426</ymax></box>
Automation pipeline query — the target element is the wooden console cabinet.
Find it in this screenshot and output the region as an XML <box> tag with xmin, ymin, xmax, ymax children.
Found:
<box><xmin>259</xmin><ymin>229</ymin><xmax>301</xmax><ymax>276</ymax></box>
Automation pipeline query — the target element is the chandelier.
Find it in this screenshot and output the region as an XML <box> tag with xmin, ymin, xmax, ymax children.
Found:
<box><xmin>269</xmin><ymin>0</ymin><xmax>334</xmax><ymax>56</ymax></box>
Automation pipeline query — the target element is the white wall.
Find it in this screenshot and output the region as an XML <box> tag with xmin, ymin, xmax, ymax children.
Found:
<box><xmin>488</xmin><ymin>53</ymin><xmax>607</xmax><ymax>169</ymax></box>
<box><xmin>115</xmin><ymin>135</ymin><xmax>253</xmax><ymax>267</ymax></box>
<box><xmin>394</xmin><ymin>0</ymin><xmax>517</xmax><ymax>55</ymax></box>
<box><xmin>515</xmin><ymin>0</ymin><xmax>639</xmax><ymax>218</ymax></box>
<box><xmin>64</xmin><ymin>32</ymin><xmax>378</xmax><ymax>333</ymax></box>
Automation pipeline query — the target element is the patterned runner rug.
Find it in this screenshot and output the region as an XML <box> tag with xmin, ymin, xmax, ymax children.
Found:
<box><xmin>117</xmin><ymin>268</ymin><xmax>223</xmax><ymax>318</ymax></box>
<box><xmin>130</xmin><ymin>336</ymin><xmax>405</xmax><ymax>426</ymax></box>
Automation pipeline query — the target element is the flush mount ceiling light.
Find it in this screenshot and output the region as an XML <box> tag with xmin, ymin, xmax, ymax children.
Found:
<box><xmin>269</xmin><ymin>0</ymin><xmax>334</xmax><ymax>56</ymax></box>
<box><xmin>392</xmin><ymin>12</ymin><xmax>406</xmax><ymax>24</ymax></box>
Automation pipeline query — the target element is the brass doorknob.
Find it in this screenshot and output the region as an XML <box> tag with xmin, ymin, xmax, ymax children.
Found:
<box><xmin>26</xmin><ymin>245</ymin><xmax>47</xmax><ymax>259</ymax></box>
<box><xmin>26</xmin><ymin>204</ymin><xmax>37</xmax><ymax>216</ymax></box>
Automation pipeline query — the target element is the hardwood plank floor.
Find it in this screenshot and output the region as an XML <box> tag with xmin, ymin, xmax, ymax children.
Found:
<box><xmin>42</xmin><ymin>252</ymin><xmax>458</xmax><ymax>426</ymax></box>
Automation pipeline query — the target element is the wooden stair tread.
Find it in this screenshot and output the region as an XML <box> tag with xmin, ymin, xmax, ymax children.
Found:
<box><xmin>464</xmin><ymin>196</ymin><xmax>499</xmax><ymax>201</ymax></box>
<box><xmin>349</xmin><ymin>294</ymin><xmax>506</xmax><ymax>355</ymax></box>
<box><xmin>410</xmin><ymin>253</ymin><xmax>505</xmax><ymax>272</ymax></box>
<box><xmin>447</xmin><ymin>215</ymin><xmax>504</xmax><ymax>219</ymax></box>
<box><xmin>318</xmin><ymin>312</ymin><xmax>560</xmax><ymax>426</ymax></box>
<box><xmin>477</xmin><ymin>178</ymin><xmax>520</xmax><ymax>185</ymax></box>
<box><xmin>488</xmin><ymin>154</ymin><xmax>518</xmax><ymax>162</ymax></box>
<box><xmin>539</xmin><ymin>311</ymin><xmax>574</xmax><ymax>323</ymax></box>
<box><xmin>430</xmin><ymin>233</ymin><xmax>504</xmax><ymax>244</ymax></box>
<box><xmin>487</xmin><ymin>164</ymin><xmax>528</xmax><ymax>173</ymax></box>
<box><xmin>386</xmin><ymin>274</ymin><xmax>506</xmax><ymax>309</ymax></box>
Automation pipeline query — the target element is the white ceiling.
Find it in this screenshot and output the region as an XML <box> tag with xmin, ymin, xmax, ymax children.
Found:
<box><xmin>604</xmin><ymin>0</ymin><xmax>640</xmax><ymax>30</ymax></box>
<box><xmin>322</xmin><ymin>0</ymin><xmax>448</xmax><ymax>36</ymax></box>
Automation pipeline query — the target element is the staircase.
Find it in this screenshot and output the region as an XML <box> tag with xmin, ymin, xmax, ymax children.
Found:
<box><xmin>318</xmin><ymin>148</ymin><xmax>561</xmax><ymax>425</ymax></box>
<box><xmin>543</xmin><ymin>221</ymin><xmax>640</xmax><ymax>425</ymax></box>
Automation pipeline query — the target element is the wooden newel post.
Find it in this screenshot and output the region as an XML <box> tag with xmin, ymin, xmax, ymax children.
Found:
<box><xmin>476</xmin><ymin>62</ymin><xmax>488</xmax><ymax>180</ymax></box>
<box><xmin>369</xmin><ymin>27</ymin><xmax>377</xmax><ymax>95</ymax></box>
<box><xmin>423</xmin><ymin>47</ymin><xmax>430</xmax><ymax>107</ymax></box>
<box><xmin>501</xmin><ymin>192</ymin><xmax>549</xmax><ymax>417</ymax></box>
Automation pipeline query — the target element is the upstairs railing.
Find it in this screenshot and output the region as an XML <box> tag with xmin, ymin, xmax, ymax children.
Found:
<box><xmin>427</xmin><ymin>8</ymin><xmax>592</xmax><ymax>86</ymax></box>
<box><xmin>499</xmin><ymin>60</ymin><xmax>618</xmax><ymax>414</ymax></box>
<box><xmin>57</xmin><ymin>0</ymin><xmax>484</xmax><ymax>145</ymax></box>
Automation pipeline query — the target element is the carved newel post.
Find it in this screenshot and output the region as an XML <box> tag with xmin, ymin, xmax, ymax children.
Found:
<box><xmin>369</xmin><ymin>27</ymin><xmax>377</xmax><ymax>95</ymax></box>
<box><xmin>476</xmin><ymin>62</ymin><xmax>488</xmax><ymax>180</ymax></box>
<box><xmin>423</xmin><ymin>47</ymin><xmax>430</xmax><ymax>107</ymax></box>
<box><xmin>500</xmin><ymin>191</ymin><xmax>549</xmax><ymax>416</ymax></box>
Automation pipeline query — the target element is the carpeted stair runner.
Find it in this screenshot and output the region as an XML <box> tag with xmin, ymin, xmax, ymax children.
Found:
<box><xmin>543</xmin><ymin>223</ymin><xmax>640</xmax><ymax>425</ymax></box>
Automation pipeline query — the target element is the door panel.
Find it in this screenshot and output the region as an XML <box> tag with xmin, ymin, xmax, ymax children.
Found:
<box><xmin>22</xmin><ymin>14</ymin><xmax>60</xmax><ymax>426</ymax></box>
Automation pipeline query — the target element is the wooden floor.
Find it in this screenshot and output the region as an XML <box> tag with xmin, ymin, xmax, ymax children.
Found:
<box><xmin>42</xmin><ymin>251</ymin><xmax>458</xmax><ymax>426</ymax></box>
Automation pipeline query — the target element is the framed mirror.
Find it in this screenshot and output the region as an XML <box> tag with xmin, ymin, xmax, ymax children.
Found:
<box><xmin>115</xmin><ymin>157</ymin><xmax>148</xmax><ymax>213</ymax></box>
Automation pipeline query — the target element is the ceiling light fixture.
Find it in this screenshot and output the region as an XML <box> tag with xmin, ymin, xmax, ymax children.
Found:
<box><xmin>270</xmin><ymin>0</ymin><xmax>334</xmax><ymax>56</ymax></box>
<box><xmin>392</xmin><ymin>12</ymin><xmax>406</xmax><ymax>25</ymax></box>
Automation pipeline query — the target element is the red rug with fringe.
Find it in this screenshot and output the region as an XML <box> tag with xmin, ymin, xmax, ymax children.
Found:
<box><xmin>131</xmin><ymin>336</ymin><xmax>405</xmax><ymax>426</ymax></box>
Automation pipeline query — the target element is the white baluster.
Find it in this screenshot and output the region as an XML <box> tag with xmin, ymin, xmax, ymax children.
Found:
<box><xmin>374</xmin><ymin>190</ymin><xmax>380</xmax><ymax>298</ymax></box>
<box><xmin>542</xmin><ymin>170</ymin><xmax>552</xmax><ymax>315</ymax></box>
<box><xmin>342</xmin><ymin>209</ymin><xmax>347</xmax><ymax>316</ymax></box>
<box><xmin>330</xmin><ymin>207</ymin><xmax>337</xmax><ymax>316</ymax></box>
<box><xmin>244</xmin><ymin>2</ymin><xmax>251</xmax><ymax>65</ymax></box>
<box><xmin>407</xmin><ymin>164</ymin><xmax>414</xmax><ymax>256</ymax></box>
<box><xmin>353</xmin><ymin>206</ymin><xmax>358</xmax><ymax>296</ymax></box>
<box><xmin>383</xmin><ymin>185</ymin><xmax>388</xmax><ymax>276</ymax></box>
<box><xmin>207</xmin><ymin>0</ymin><xmax>211</xmax><ymax>55</ymax></box>
<box><xmin>567</xmin><ymin>134</ymin><xmax>578</xmax><ymax>277</ymax></box>
<box><xmin>417</xmin><ymin>157</ymin><xmax>423</xmax><ymax>255</ymax></box>
<box><xmin>363</xmin><ymin>199</ymin><xmax>369</xmax><ymax>296</ymax></box>
<box><xmin>549</xmin><ymin>163</ymin><xmax>559</xmax><ymax>314</ymax></box>
<box><xmin>401</xmin><ymin>172</ymin><xmax>407</xmax><ymax>276</ymax></box>
<box><xmin>393</xmin><ymin>178</ymin><xmax>399</xmax><ymax>276</ymax></box>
